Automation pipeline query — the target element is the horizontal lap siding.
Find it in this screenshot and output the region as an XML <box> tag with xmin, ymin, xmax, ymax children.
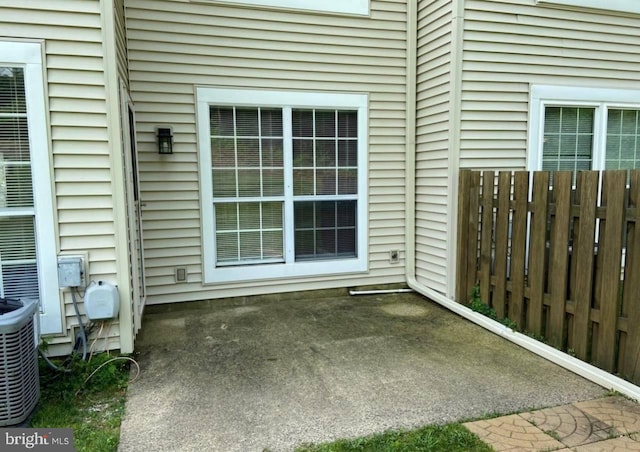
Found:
<box><xmin>1</xmin><ymin>1</ymin><xmax>121</xmax><ymax>353</ymax></box>
<box><xmin>415</xmin><ymin>0</ymin><xmax>452</xmax><ymax>293</ymax></box>
<box><xmin>461</xmin><ymin>0</ymin><xmax>640</xmax><ymax>171</ymax></box>
<box><xmin>114</xmin><ymin>0</ymin><xmax>129</xmax><ymax>89</ymax></box>
<box><xmin>126</xmin><ymin>0</ymin><xmax>408</xmax><ymax>303</ymax></box>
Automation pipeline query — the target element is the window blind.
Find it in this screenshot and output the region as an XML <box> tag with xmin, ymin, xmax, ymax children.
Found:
<box><xmin>210</xmin><ymin>106</ymin><xmax>285</xmax><ymax>265</ymax></box>
<box><xmin>606</xmin><ymin>109</ymin><xmax>640</xmax><ymax>170</ymax></box>
<box><xmin>0</xmin><ymin>66</ymin><xmax>39</xmax><ymax>301</ymax></box>
<box><xmin>292</xmin><ymin>109</ymin><xmax>357</xmax><ymax>260</ymax></box>
<box><xmin>542</xmin><ymin>106</ymin><xmax>595</xmax><ymax>173</ymax></box>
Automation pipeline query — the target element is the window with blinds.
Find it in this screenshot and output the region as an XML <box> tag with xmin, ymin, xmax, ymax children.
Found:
<box><xmin>197</xmin><ymin>87</ymin><xmax>368</xmax><ymax>283</ymax></box>
<box><xmin>606</xmin><ymin>109</ymin><xmax>640</xmax><ymax>170</ymax></box>
<box><xmin>0</xmin><ymin>67</ymin><xmax>39</xmax><ymax>301</ymax></box>
<box><xmin>541</xmin><ymin>104</ymin><xmax>640</xmax><ymax>174</ymax></box>
<box><xmin>543</xmin><ymin>106</ymin><xmax>595</xmax><ymax>172</ymax></box>
<box><xmin>210</xmin><ymin>106</ymin><xmax>359</xmax><ymax>265</ymax></box>
<box><xmin>211</xmin><ymin>107</ymin><xmax>285</xmax><ymax>265</ymax></box>
<box><xmin>292</xmin><ymin>109</ymin><xmax>357</xmax><ymax>260</ymax></box>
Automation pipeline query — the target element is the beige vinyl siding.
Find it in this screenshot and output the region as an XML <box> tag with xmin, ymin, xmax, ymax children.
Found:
<box><xmin>0</xmin><ymin>2</ymin><xmax>123</xmax><ymax>355</ymax></box>
<box><xmin>126</xmin><ymin>0</ymin><xmax>408</xmax><ymax>304</ymax></box>
<box><xmin>460</xmin><ymin>0</ymin><xmax>640</xmax><ymax>171</ymax></box>
<box><xmin>114</xmin><ymin>0</ymin><xmax>129</xmax><ymax>88</ymax></box>
<box><xmin>414</xmin><ymin>0</ymin><xmax>453</xmax><ymax>294</ymax></box>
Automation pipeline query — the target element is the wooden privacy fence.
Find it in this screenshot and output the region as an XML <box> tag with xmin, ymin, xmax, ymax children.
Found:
<box><xmin>456</xmin><ymin>169</ymin><xmax>640</xmax><ymax>384</ymax></box>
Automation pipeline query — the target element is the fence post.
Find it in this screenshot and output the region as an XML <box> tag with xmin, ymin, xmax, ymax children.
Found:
<box><xmin>456</xmin><ymin>170</ymin><xmax>472</xmax><ymax>303</ymax></box>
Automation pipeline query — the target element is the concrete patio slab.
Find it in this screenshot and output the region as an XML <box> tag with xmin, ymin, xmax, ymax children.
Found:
<box><xmin>118</xmin><ymin>291</ymin><xmax>605</xmax><ymax>451</ymax></box>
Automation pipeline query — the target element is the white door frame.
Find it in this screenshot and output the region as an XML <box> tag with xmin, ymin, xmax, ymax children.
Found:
<box><xmin>119</xmin><ymin>81</ymin><xmax>146</xmax><ymax>331</ymax></box>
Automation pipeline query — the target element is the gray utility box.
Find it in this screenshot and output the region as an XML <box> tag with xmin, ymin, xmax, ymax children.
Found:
<box><xmin>0</xmin><ymin>298</ymin><xmax>39</xmax><ymax>426</ymax></box>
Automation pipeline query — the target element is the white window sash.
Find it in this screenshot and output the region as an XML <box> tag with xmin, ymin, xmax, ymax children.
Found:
<box><xmin>0</xmin><ymin>41</ymin><xmax>61</xmax><ymax>334</ymax></box>
<box><xmin>189</xmin><ymin>0</ymin><xmax>369</xmax><ymax>16</ymax></box>
<box><xmin>528</xmin><ymin>85</ymin><xmax>640</xmax><ymax>171</ymax></box>
<box><xmin>196</xmin><ymin>87</ymin><xmax>368</xmax><ymax>284</ymax></box>
<box><xmin>537</xmin><ymin>0</ymin><xmax>640</xmax><ymax>14</ymax></box>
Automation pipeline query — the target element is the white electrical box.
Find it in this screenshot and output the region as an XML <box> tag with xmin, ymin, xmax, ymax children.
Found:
<box><xmin>84</xmin><ymin>281</ymin><xmax>120</xmax><ymax>321</ymax></box>
<box><xmin>57</xmin><ymin>257</ymin><xmax>84</xmax><ymax>288</ymax></box>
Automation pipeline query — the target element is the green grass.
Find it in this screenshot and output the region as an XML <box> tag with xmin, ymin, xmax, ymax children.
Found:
<box><xmin>29</xmin><ymin>353</ymin><xmax>132</xmax><ymax>452</ymax></box>
<box><xmin>295</xmin><ymin>423</ymin><xmax>493</xmax><ymax>452</ymax></box>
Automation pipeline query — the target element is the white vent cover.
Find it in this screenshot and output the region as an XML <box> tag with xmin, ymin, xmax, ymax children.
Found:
<box><xmin>0</xmin><ymin>298</ymin><xmax>39</xmax><ymax>426</ymax></box>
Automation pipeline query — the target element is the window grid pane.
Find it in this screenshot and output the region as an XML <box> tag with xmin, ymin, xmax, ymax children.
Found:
<box><xmin>210</xmin><ymin>106</ymin><xmax>284</xmax><ymax>199</ymax></box>
<box><xmin>211</xmin><ymin>106</ymin><xmax>285</xmax><ymax>265</ymax></box>
<box><xmin>0</xmin><ymin>216</ymin><xmax>39</xmax><ymax>299</ymax></box>
<box><xmin>606</xmin><ymin>109</ymin><xmax>640</xmax><ymax>170</ymax></box>
<box><xmin>292</xmin><ymin>109</ymin><xmax>358</xmax><ymax>197</ymax></box>
<box><xmin>294</xmin><ymin>201</ymin><xmax>357</xmax><ymax>261</ymax></box>
<box><xmin>542</xmin><ymin>106</ymin><xmax>595</xmax><ymax>174</ymax></box>
<box><xmin>215</xmin><ymin>202</ymin><xmax>284</xmax><ymax>265</ymax></box>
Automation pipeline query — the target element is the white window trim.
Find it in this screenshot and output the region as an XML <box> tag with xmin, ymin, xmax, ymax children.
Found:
<box><xmin>196</xmin><ymin>87</ymin><xmax>369</xmax><ymax>284</ymax></box>
<box><xmin>536</xmin><ymin>0</ymin><xmax>640</xmax><ymax>14</ymax></box>
<box><xmin>528</xmin><ymin>85</ymin><xmax>640</xmax><ymax>171</ymax></box>
<box><xmin>0</xmin><ymin>41</ymin><xmax>61</xmax><ymax>334</ymax></box>
<box><xmin>192</xmin><ymin>0</ymin><xmax>369</xmax><ymax>16</ymax></box>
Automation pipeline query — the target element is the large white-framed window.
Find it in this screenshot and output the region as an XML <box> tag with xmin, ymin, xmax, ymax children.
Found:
<box><xmin>193</xmin><ymin>0</ymin><xmax>369</xmax><ymax>16</ymax></box>
<box><xmin>528</xmin><ymin>85</ymin><xmax>640</xmax><ymax>173</ymax></box>
<box><xmin>0</xmin><ymin>41</ymin><xmax>61</xmax><ymax>334</ymax></box>
<box><xmin>197</xmin><ymin>87</ymin><xmax>368</xmax><ymax>284</ymax></box>
<box><xmin>536</xmin><ymin>0</ymin><xmax>640</xmax><ymax>14</ymax></box>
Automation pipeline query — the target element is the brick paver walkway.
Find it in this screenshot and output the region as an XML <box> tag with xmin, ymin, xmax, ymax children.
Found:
<box><xmin>464</xmin><ymin>396</ymin><xmax>640</xmax><ymax>451</ymax></box>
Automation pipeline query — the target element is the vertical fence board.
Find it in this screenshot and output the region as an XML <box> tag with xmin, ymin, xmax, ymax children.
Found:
<box><xmin>466</xmin><ymin>171</ymin><xmax>481</xmax><ymax>301</ymax></box>
<box><xmin>527</xmin><ymin>172</ymin><xmax>550</xmax><ymax>335</ymax></box>
<box><xmin>571</xmin><ymin>171</ymin><xmax>599</xmax><ymax>362</ymax></box>
<box><xmin>480</xmin><ymin>171</ymin><xmax>495</xmax><ymax>305</ymax></box>
<box><xmin>456</xmin><ymin>169</ymin><xmax>639</xmax><ymax>384</ymax></box>
<box><xmin>493</xmin><ymin>172</ymin><xmax>511</xmax><ymax>319</ymax></box>
<box><xmin>509</xmin><ymin>171</ymin><xmax>529</xmax><ymax>328</ymax></box>
<box><xmin>594</xmin><ymin>171</ymin><xmax>626</xmax><ymax>372</ymax></box>
<box><xmin>456</xmin><ymin>170</ymin><xmax>472</xmax><ymax>303</ymax></box>
<box><xmin>622</xmin><ymin>170</ymin><xmax>640</xmax><ymax>383</ymax></box>
<box><xmin>547</xmin><ymin>172</ymin><xmax>572</xmax><ymax>349</ymax></box>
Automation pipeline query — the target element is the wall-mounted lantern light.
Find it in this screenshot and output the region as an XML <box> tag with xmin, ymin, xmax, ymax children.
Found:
<box><xmin>156</xmin><ymin>127</ymin><xmax>173</xmax><ymax>154</ymax></box>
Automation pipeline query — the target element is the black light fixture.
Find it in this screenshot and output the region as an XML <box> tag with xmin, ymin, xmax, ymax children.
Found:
<box><xmin>156</xmin><ymin>127</ymin><xmax>173</xmax><ymax>154</ymax></box>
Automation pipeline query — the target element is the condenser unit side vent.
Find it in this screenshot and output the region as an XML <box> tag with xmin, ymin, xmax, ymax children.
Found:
<box><xmin>0</xmin><ymin>298</ymin><xmax>39</xmax><ymax>426</ymax></box>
